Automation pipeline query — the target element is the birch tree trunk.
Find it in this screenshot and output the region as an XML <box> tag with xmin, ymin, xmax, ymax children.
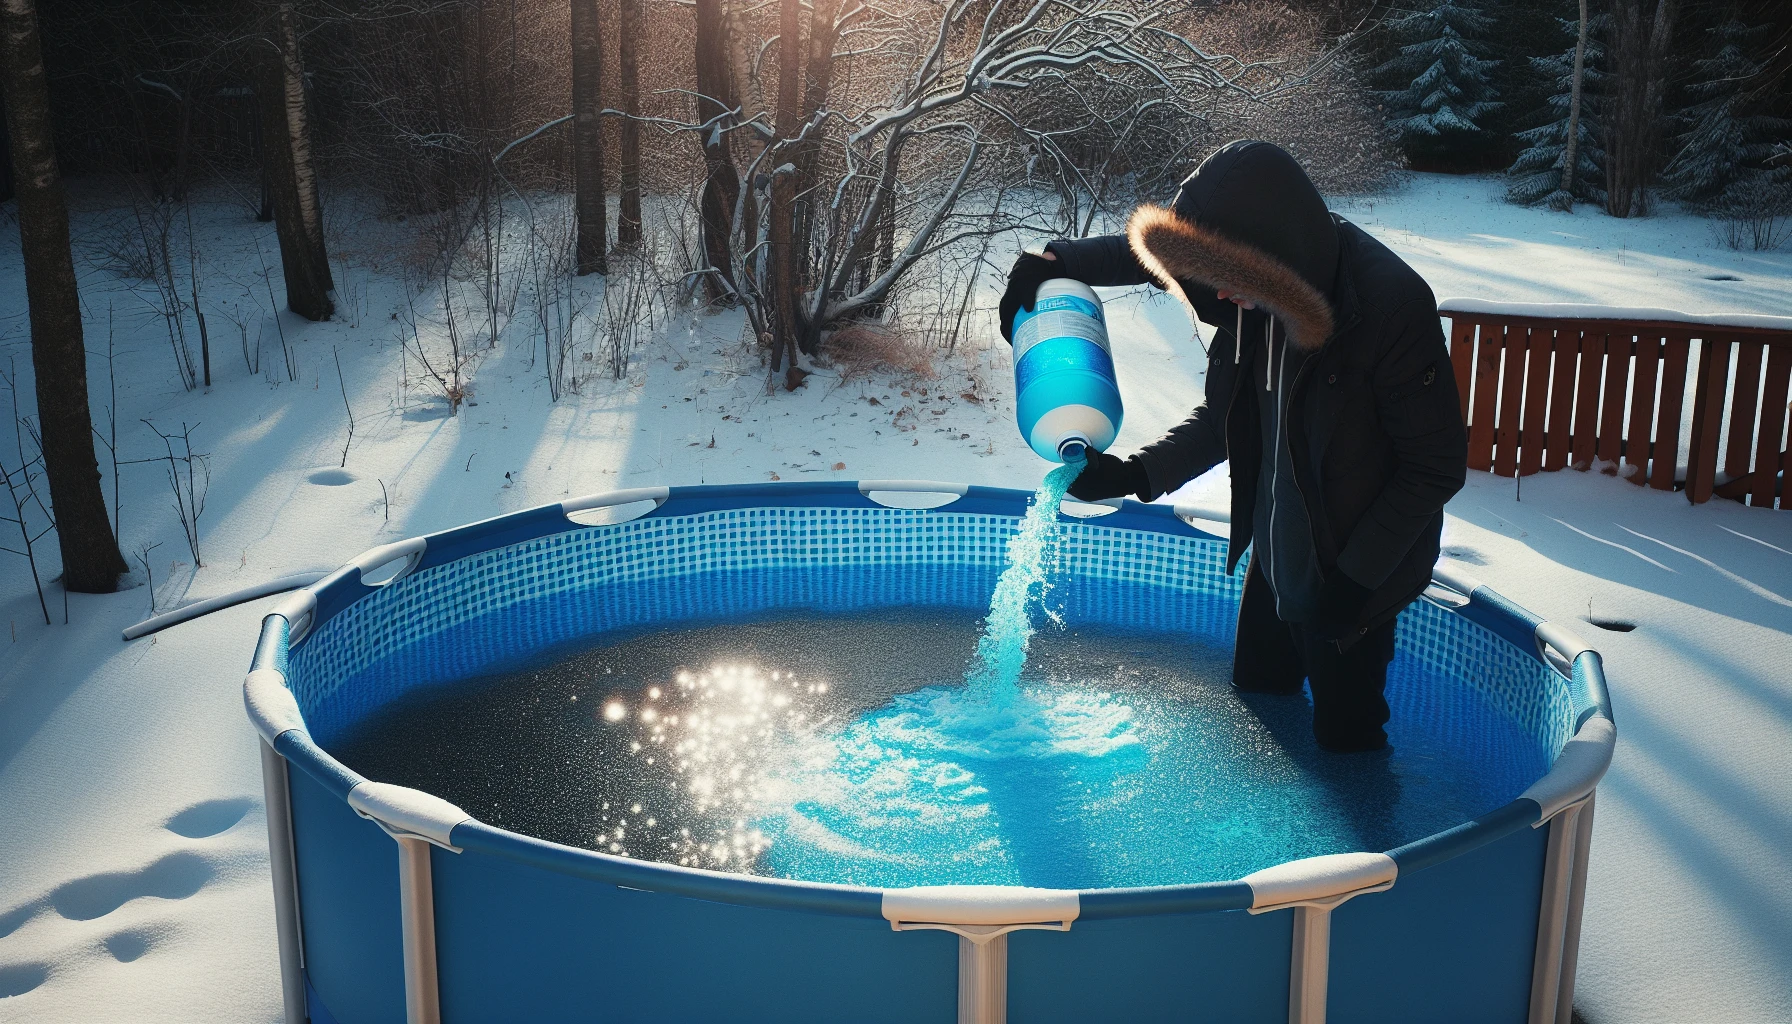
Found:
<box><xmin>617</xmin><ymin>0</ymin><xmax>642</xmax><ymax>246</ymax></box>
<box><xmin>571</xmin><ymin>0</ymin><xmax>608</xmax><ymax>275</ymax></box>
<box><xmin>1555</xmin><ymin>0</ymin><xmax>1589</xmax><ymax>210</ymax></box>
<box><xmin>693</xmin><ymin>0</ymin><xmax>739</xmax><ymax>300</ymax></box>
<box><xmin>767</xmin><ymin>0</ymin><xmax>802</xmax><ymax>380</ymax></box>
<box><xmin>0</xmin><ymin>0</ymin><xmax>129</xmax><ymax>592</ymax></box>
<box><xmin>259</xmin><ymin>2</ymin><xmax>334</xmax><ymax>320</ymax></box>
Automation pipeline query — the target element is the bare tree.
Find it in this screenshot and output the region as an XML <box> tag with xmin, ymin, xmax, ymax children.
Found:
<box><xmin>1605</xmin><ymin>0</ymin><xmax>1679</xmax><ymax>218</ymax></box>
<box><xmin>693</xmin><ymin>0</ymin><xmax>740</xmax><ymax>301</ymax></box>
<box><xmin>766</xmin><ymin>0</ymin><xmax>804</xmax><ymax>382</ymax></box>
<box><xmin>258</xmin><ymin>1</ymin><xmax>334</xmax><ymax>318</ymax></box>
<box><xmin>618</xmin><ymin>0</ymin><xmax>643</xmax><ymax>246</ymax></box>
<box><xmin>0</xmin><ymin>0</ymin><xmax>130</xmax><ymax>593</ymax></box>
<box><xmin>571</xmin><ymin>0</ymin><xmax>608</xmax><ymax>274</ymax></box>
<box><xmin>673</xmin><ymin>0</ymin><xmax>1325</xmax><ymax>377</ymax></box>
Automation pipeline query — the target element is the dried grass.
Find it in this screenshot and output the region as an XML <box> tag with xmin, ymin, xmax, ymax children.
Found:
<box><xmin>824</xmin><ymin>321</ymin><xmax>940</xmax><ymax>384</ymax></box>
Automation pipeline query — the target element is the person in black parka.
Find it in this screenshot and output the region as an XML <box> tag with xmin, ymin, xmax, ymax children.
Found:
<box><xmin>1001</xmin><ymin>141</ymin><xmax>1467</xmax><ymax>752</ymax></box>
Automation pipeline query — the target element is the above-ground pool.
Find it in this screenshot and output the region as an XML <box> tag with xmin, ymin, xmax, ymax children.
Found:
<box><xmin>245</xmin><ymin>481</ymin><xmax>1614</xmax><ymax>1024</ymax></box>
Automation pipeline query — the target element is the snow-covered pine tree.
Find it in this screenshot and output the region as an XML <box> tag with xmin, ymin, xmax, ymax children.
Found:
<box><xmin>1660</xmin><ymin>16</ymin><xmax>1790</xmax><ymax>209</ymax></box>
<box><xmin>1375</xmin><ymin>0</ymin><xmax>1503</xmax><ymax>164</ymax></box>
<box><xmin>1506</xmin><ymin>15</ymin><xmax>1608</xmax><ymax>207</ymax></box>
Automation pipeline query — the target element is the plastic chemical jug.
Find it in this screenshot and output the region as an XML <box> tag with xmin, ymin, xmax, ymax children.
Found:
<box><xmin>1011</xmin><ymin>279</ymin><xmax>1122</xmax><ymax>463</ymax></box>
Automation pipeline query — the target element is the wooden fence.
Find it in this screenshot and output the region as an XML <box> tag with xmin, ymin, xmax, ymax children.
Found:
<box><xmin>1440</xmin><ymin>301</ymin><xmax>1792</xmax><ymax>510</ymax></box>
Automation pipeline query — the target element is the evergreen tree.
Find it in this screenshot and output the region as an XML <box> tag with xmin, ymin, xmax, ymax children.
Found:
<box><xmin>1507</xmin><ymin>15</ymin><xmax>1608</xmax><ymax>206</ymax></box>
<box><xmin>1660</xmin><ymin>16</ymin><xmax>1790</xmax><ymax>208</ymax></box>
<box><xmin>1375</xmin><ymin>0</ymin><xmax>1503</xmax><ymax>165</ymax></box>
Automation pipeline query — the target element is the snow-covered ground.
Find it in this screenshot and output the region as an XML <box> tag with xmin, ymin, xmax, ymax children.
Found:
<box><xmin>0</xmin><ymin>172</ymin><xmax>1788</xmax><ymax>1021</ymax></box>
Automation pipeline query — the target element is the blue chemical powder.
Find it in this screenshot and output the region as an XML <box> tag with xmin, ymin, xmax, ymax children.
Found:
<box><xmin>967</xmin><ymin>458</ymin><xmax>1084</xmax><ymax>698</ymax></box>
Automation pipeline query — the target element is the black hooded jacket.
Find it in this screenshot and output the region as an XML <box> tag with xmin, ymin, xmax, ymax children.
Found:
<box><xmin>1047</xmin><ymin>142</ymin><xmax>1468</xmax><ymax>633</ymax></box>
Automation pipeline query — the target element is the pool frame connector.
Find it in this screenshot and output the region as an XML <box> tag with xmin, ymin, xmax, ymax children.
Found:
<box><xmin>883</xmin><ymin>886</ymin><xmax>1080</xmax><ymax>1024</ymax></box>
<box><xmin>1244</xmin><ymin>853</ymin><xmax>1399</xmax><ymax>1024</ymax></box>
<box><xmin>246</xmin><ymin>483</ymin><xmax>1616</xmax><ymax>1024</ymax></box>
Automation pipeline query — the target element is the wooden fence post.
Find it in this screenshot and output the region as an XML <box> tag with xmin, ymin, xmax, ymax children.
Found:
<box><xmin>1725</xmin><ymin>340</ymin><xmax>1764</xmax><ymax>482</ymax></box>
<box><xmin>1469</xmin><ymin>321</ymin><xmax>1500</xmax><ymax>473</ymax></box>
<box><xmin>1571</xmin><ymin>331</ymin><xmax>1603</xmax><ymax>470</ymax></box>
<box><xmin>1597</xmin><ymin>331</ymin><xmax>1629</xmax><ymax>468</ymax></box>
<box><xmin>1624</xmin><ymin>332</ymin><xmax>1661</xmax><ymax>485</ymax></box>
<box><xmin>1650</xmin><ymin>333</ymin><xmax>1691</xmax><ymax>491</ymax></box>
<box><xmin>1544</xmin><ymin>327</ymin><xmax>1579</xmax><ymax>472</ymax></box>
<box><xmin>1450</xmin><ymin>316</ymin><xmax>1475</xmax><ymax>425</ymax></box>
<box><xmin>1684</xmin><ymin>335</ymin><xmax>1730</xmax><ymax>505</ymax></box>
<box><xmin>1520</xmin><ymin>324</ymin><xmax>1552</xmax><ymax>476</ymax></box>
<box><xmin>1496</xmin><ymin>322</ymin><xmax>1528</xmax><ymax>478</ymax></box>
<box><xmin>1753</xmin><ymin>346</ymin><xmax>1792</xmax><ymax>509</ymax></box>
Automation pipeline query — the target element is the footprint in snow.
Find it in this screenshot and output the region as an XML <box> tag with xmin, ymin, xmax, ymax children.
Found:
<box><xmin>103</xmin><ymin>929</ymin><xmax>158</xmax><ymax>963</ymax></box>
<box><xmin>0</xmin><ymin>962</ymin><xmax>49</xmax><ymax>999</ymax></box>
<box><xmin>1440</xmin><ymin>545</ymin><xmax>1488</xmax><ymax>565</ymax></box>
<box><xmin>50</xmin><ymin>851</ymin><xmax>215</xmax><ymax>922</ymax></box>
<box><xmin>308</xmin><ymin>468</ymin><xmax>357</xmax><ymax>486</ymax></box>
<box><xmin>164</xmin><ymin>797</ymin><xmax>252</xmax><ymax>839</ymax></box>
<box><xmin>0</xmin><ymin>901</ymin><xmax>34</xmax><ymax>940</ymax></box>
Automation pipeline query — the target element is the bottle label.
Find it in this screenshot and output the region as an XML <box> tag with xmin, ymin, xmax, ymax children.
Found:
<box><xmin>1015</xmin><ymin>337</ymin><xmax>1116</xmax><ymax>396</ymax></box>
<box><xmin>1030</xmin><ymin>293</ymin><xmax>1105</xmax><ymax>324</ymax></box>
<box><xmin>1014</xmin><ymin>308</ymin><xmax>1109</xmax><ymax>361</ymax></box>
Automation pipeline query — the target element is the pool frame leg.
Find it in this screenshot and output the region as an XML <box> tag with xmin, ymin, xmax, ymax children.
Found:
<box><xmin>958</xmin><ymin>932</ymin><xmax>1007</xmax><ymax>1024</ymax></box>
<box><xmin>1554</xmin><ymin>796</ymin><xmax>1596</xmax><ymax>1024</ymax></box>
<box><xmin>259</xmin><ymin>740</ymin><xmax>308</xmax><ymax>1024</ymax></box>
<box><xmin>1529</xmin><ymin>796</ymin><xmax>1593</xmax><ymax>1024</ymax></box>
<box><xmin>396</xmin><ymin>836</ymin><xmax>443</xmax><ymax>1024</ymax></box>
<box><xmin>1288</xmin><ymin>904</ymin><xmax>1331</xmax><ymax>1024</ymax></box>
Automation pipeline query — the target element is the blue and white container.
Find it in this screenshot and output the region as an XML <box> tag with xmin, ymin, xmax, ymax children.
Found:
<box><xmin>1012</xmin><ymin>279</ymin><xmax>1123</xmax><ymax>463</ymax></box>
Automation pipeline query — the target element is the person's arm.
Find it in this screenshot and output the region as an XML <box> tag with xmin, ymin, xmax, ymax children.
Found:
<box><xmin>1129</xmin><ymin>322</ymin><xmax>1239</xmax><ymax>499</ymax></box>
<box><xmin>1332</xmin><ymin>300</ymin><xmax>1468</xmax><ymax>589</ymax></box>
<box><xmin>1043</xmin><ymin>235</ymin><xmax>1158</xmax><ymax>289</ymax></box>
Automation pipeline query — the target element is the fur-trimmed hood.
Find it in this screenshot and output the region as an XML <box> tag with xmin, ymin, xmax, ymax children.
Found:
<box><xmin>1128</xmin><ymin>205</ymin><xmax>1335</xmax><ymax>350</ymax></box>
<box><xmin>1125</xmin><ymin>141</ymin><xmax>1339</xmax><ymax>351</ymax></box>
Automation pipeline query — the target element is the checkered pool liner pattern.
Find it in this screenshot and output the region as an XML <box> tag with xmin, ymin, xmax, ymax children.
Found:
<box><xmin>286</xmin><ymin>504</ymin><xmax>1575</xmax><ymax>764</ymax></box>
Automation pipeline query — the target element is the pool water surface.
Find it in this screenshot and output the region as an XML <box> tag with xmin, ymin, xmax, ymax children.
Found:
<box><xmin>332</xmin><ymin>610</ymin><xmax>1547</xmax><ymax>889</ymax></box>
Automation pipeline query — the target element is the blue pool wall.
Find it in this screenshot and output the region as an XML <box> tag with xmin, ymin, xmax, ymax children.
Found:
<box><xmin>263</xmin><ymin>482</ymin><xmax>1609</xmax><ymax>1024</ymax></box>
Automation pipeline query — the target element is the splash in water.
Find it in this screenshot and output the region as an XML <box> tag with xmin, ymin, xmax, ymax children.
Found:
<box><xmin>885</xmin><ymin>456</ymin><xmax>1141</xmax><ymax>760</ymax></box>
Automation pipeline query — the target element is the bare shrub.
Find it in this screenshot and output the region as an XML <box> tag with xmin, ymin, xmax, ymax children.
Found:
<box><xmin>400</xmin><ymin>274</ymin><xmax>472</xmax><ymax>415</ymax></box>
<box><xmin>0</xmin><ymin>363</ymin><xmax>55</xmax><ymax>625</ymax></box>
<box><xmin>597</xmin><ymin>243</ymin><xmax>661</xmax><ymax>380</ymax></box>
<box><xmin>1191</xmin><ymin>2</ymin><xmax>1401</xmax><ymax>196</ymax></box>
<box><xmin>522</xmin><ymin>199</ymin><xmax>584</xmax><ymax>401</ymax></box>
<box><xmin>1707</xmin><ymin>178</ymin><xmax>1792</xmax><ymax>251</ymax></box>
<box><xmin>140</xmin><ymin>421</ymin><xmax>208</xmax><ymax>569</ymax></box>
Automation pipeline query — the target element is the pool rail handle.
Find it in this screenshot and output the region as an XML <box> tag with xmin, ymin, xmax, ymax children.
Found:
<box><xmin>246</xmin><ymin>482</ymin><xmax>1615</xmax><ymax>1024</ymax></box>
<box><xmin>121</xmin><ymin>571</ymin><xmax>332</xmax><ymax>641</ymax></box>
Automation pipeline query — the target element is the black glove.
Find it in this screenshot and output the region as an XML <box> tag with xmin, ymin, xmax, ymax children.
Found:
<box><xmin>1313</xmin><ymin>571</ymin><xmax>1373</xmax><ymax>644</ymax></box>
<box><xmin>1068</xmin><ymin>452</ymin><xmax>1150</xmax><ymax>502</ymax></box>
<box><xmin>999</xmin><ymin>250</ymin><xmax>1064</xmax><ymax>343</ymax></box>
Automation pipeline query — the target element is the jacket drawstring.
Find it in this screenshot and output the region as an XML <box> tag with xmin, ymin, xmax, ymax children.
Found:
<box><xmin>1264</xmin><ymin>314</ymin><xmax>1277</xmax><ymax>392</ymax></box>
<box><xmin>1265</xmin><ymin>313</ymin><xmax>1284</xmax><ymax>589</ymax></box>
